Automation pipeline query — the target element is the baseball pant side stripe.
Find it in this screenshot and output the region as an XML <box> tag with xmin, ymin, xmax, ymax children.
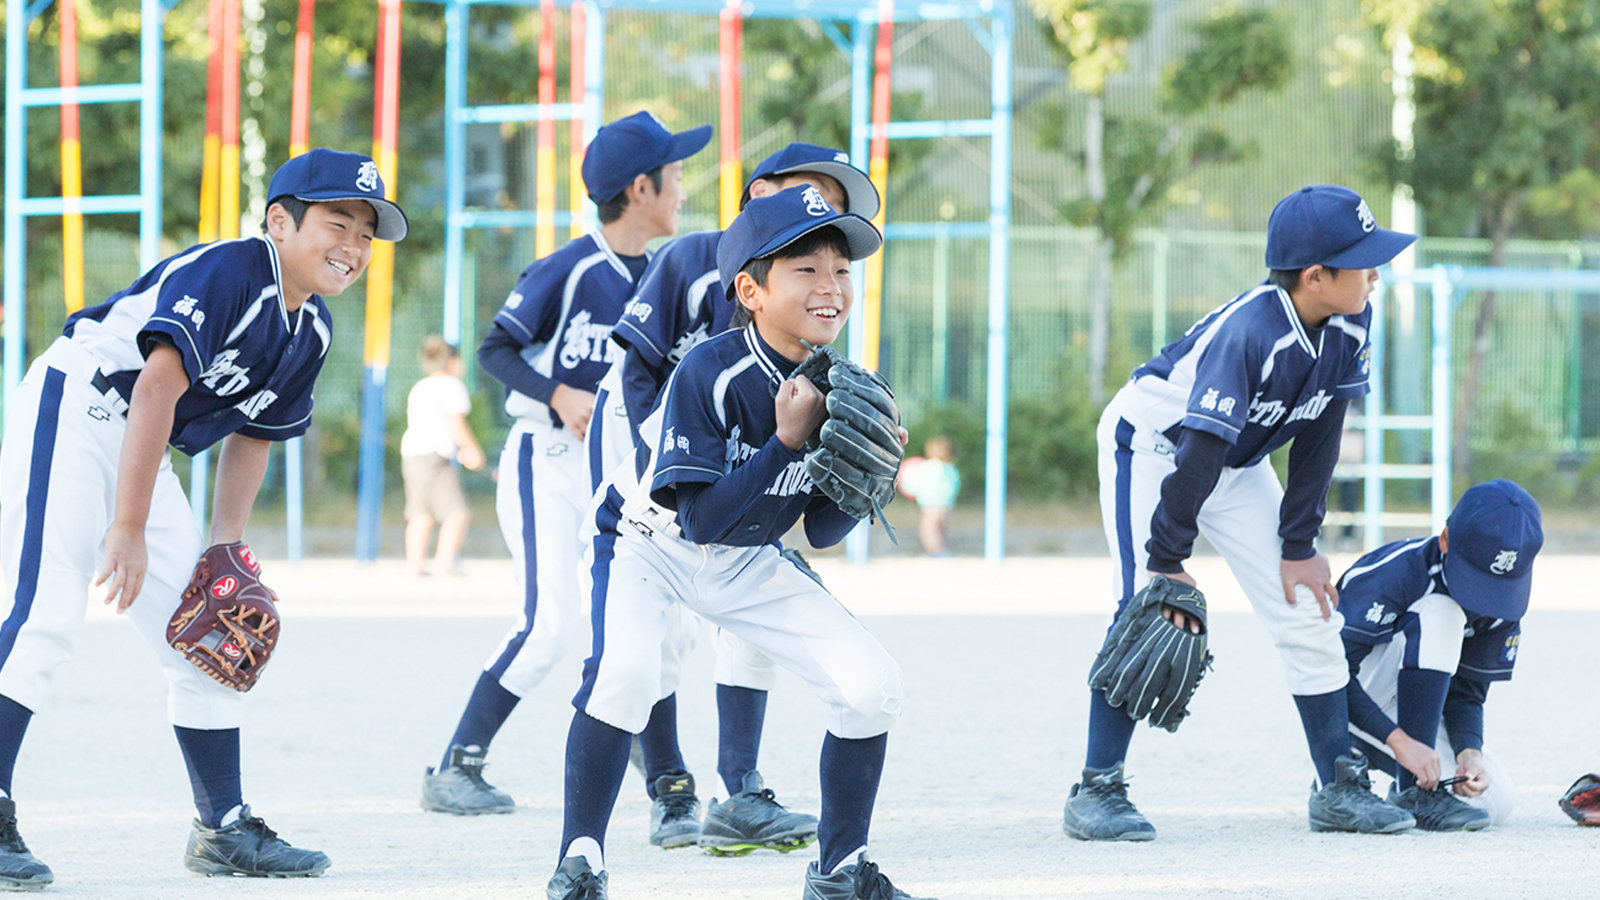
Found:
<box><xmin>1112</xmin><ymin>417</ymin><xmax>1137</xmax><ymax>609</ymax></box>
<box><xmin>572</xmin><ymin>487</ymin><xmax>623</xmax><ymax>712</ymax></box>
<box><xmin>487</xmin><ymin>432</ymin><xmax>539</xmax><ymax>680</ymax></box>
<box><xmin>0</xmin><ymin>368</ymin><xmax>66</xmax><ymax>674</ymax></box>
<box><xmin>588</xmin><ymin>387</ymin><xmax>609</xmax><ymax>491</ymax></box>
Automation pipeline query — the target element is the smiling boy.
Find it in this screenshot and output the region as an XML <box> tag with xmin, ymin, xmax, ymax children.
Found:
<box><xmin>545</xmin><ymin>186</ymin><xmax>932</xmax><ymax>900</ymax></box>
<box><xmin>0</xmin><ymin>149</ymin><xmax>406</xmax><ymax>885</ymax></box>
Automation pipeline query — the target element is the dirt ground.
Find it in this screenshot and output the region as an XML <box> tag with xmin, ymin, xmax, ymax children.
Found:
<box><xmin>23</xmin><ymin>553</ymin><xmax>1600</xmax><ymax>898</ymax></box>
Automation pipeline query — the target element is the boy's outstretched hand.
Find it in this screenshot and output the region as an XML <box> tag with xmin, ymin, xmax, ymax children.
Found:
<box><xmin>775</xmin><ymin>375</ymin><xmax>826</xmax><ymax>451</ymax></box>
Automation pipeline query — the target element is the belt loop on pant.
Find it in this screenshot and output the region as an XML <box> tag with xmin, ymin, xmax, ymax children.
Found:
<box><xmin>90</xmin><ymin>370</ymin><xmax>130</xmax><ymax>418</ymax></box>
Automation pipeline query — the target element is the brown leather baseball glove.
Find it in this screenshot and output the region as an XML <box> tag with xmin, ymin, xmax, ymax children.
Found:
<box><xmin>167</xmin><ymin>542</ymin><xmax>280</xmax><ymax>692</ymax></box>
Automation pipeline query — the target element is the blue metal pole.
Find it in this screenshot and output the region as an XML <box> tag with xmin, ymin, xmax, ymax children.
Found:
<box><xmin>983</xmin><ymin>9</ymin><xmax>1012</xmax><ymax>563</ymax></box>
<box><xmin>140</xmin><ymin>0</ymin><xmax>163</xmax><ymax>270</ymax></box>
<box><xmin>355</xmin><ymin>368</ymin><xmax>387</xmax><ymax>561</ymax></box>
<box><xmin>4</xmin><ymin>3</ymin><xmax>28</xmax><ymax>416</ymax></box>
<box><xmin>443</xmin><ymin>0</ymin><xmax>467</xmax><ymax>346</ymax></box>
<box><xmin>287</xmin><ymin>438</ymin><xmax>304</xmax><ymax>563</ymax></box>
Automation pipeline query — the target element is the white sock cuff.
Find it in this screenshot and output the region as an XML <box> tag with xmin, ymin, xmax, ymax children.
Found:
<box><xmin>565</xmin><ymin>836</ymin><xmax>604</xmax><ymax>872</ymax></box>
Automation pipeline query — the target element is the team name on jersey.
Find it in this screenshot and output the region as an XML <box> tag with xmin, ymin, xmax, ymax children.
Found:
<box><xmin>1246</xmin><ymin>388</ymin><xmax>1333</xmax><ymax>428</ymax></box>
<box><xmin>668</xmin><ymin>323</ymin><xmax>711</xmax><ymax>366</ymax></box>
<box><xmin>723</xmin><ymin>425</ymin><xmax>760</xmax><ymax>467</ymax></box>
<box><xmin>765</xmin><ymin>458</ymin><xmax>814</xmax><ymax>497</ymax></box>
<box><xmin>559</xmin><ymin>309</ymin><xmax>622</xmax><ymax>369</ymax></box>
<box><xmin>196</xmin><ymin>348</ymin><xmax>282</xmax><ymax>420</ymax></box>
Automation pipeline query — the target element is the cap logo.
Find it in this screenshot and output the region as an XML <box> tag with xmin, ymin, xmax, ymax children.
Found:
<box><xmin>1355</xmin><ymin>198</ymin><xmax>1375</xmax><ymax>233</ymax></box>
<box><xmin>1490</xmin><ymin>549</ymin><xmax>1518</xmax><ymax>575</ymax></box>
<box><xmin>802</xmin><ymin>185</ymin><xmax>832</xmax><ymax>216</ymax></box>
<box><xmin>833</xmin><ymin>151</ymin><xmax>849</xmax><ymax>162</ymax></box>
<box><xmin>356</xmin><ymin>160</ymin><xmax>380</xmax><ymax>193</ymax></box>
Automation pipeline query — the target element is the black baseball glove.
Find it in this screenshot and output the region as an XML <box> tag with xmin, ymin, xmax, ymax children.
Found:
<box><xmin>1087</xmin><ymin>575</ymin><xmax>1213</xmax><ymax>732</ymax></box>
<box><xmin>792</xmin><ymin>344</ymin><xmax>904</xmax><ymax>541</ymax></box>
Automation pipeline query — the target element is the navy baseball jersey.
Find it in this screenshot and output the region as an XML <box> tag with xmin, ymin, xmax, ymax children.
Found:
<box><xmin>63</xmin><ymin>236</ymin><xmax>329</xmax><ymax>455</ymax></box>
<box><xmin>636</xmin><ymin>328</ymin><xmax>827</xmax><ymax>547</ymax></box>
<box><xmin>494</xmin><ymin>232</ymin><xmax>641</xmax><ymax>425</ymax></box>
<box><xmin>1338</xmin><ymin>537</ymin><xmax>1521</xmax><ymax>682</ymax></box>
<box><xmin>612</xmin><ymin>230</ymin><xmax>733</xmax><ymax>372</ymax></box>
<box><xmin>1131</xmin><ymin>283</ymin><xmax>1372</xmax><ymax>467</ymax></box>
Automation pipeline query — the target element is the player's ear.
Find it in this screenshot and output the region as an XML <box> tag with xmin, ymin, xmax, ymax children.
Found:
<box><xmin>1438</xmin><ymin>526</ymin><xmax>1449</xmax><ymax>554</ymax></box>
<box><xmin>264</xmin><ymin>202</ymin><xmax>295</xmax><ymax>240</ymax></box>
<box><xmin>734</xmin><ymin>272</ymin><xmax>762</xmax><ymax>314</ymax></box>
<box><xmin>746</xmin><ymin>177</ymin><xmax>777</xmax><ymax>200</ymax></box>
<box><xmin>630</xmin><ymin>172</ymin><xmax>657</xmax><ymax>201</ymax></box>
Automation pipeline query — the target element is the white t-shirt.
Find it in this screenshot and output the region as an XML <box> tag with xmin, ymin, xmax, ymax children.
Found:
<box><xmin>401</xmin><ymin>373</ymin><xmax>471</xmax><ymax>459</ymax></box>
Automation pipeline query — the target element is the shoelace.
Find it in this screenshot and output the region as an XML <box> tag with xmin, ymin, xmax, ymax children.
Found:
<box><xmin>0</xmin><ymin>813</ymin><xmax>25</xmax><ymax>852</ymax></box>
<box><xmin>659</xmin><ymin>792</ymin><xmax>698</xmax><ymax>820</ymax></box>
<box><xmin>460</xmin><ymin>760</ymin><xmax>495</xmax><ymax>788</ymax></box>
<box><xmin>566</xmin><ymin>870</ymin><xmax>606</xmax><ymax>900</ymax></box>
<box><xmin>1085</xmin><ymin>778</ymin><xmax>1140</xmax><ymax>817</ymax></box>
<box><xmin>852</xmin><ymin>860</ymin><xmax>902</xmax><ymax>900</ymax></box>
<box><xmin>746</xmin><ymin>787</ymin><xmax>786</xmax><ymax>809</ymax></box>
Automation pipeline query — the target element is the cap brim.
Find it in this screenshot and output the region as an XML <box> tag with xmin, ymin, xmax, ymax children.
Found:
<box><xmin>292</xmin><ymin>193</ymin><xmax>410</xmax><ymax>242</ymax></box>
<box><xmin>1444</xmin><ymin>552</ymin><xmax>1531</xmax><ymax>620</ymax></box>
<box><xmin>752</xmin><ymin>162</ymin><xmax>881</xmax><ymax>220</ymax></box>
<box><xmin>663</xmin><ymin>125</ymin><xmax>714</xmax><ymax>166</ymax></box>
<box><xmin>1321</xmin><ymin>227</ymin><xmax>1415</xmax><ymax>269</ymax></box>
<box><xmin>756</xmin><ymin>212</ymin><xmax>883</xmax><ymax>263</ymax></box>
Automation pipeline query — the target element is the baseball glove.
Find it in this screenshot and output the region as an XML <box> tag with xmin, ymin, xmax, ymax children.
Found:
<box><xmin>167</xmin><ymin>542</ymin><xmax>280</xmax><ymax>692</ymax></box>
<box><xmin>792</xmin><ymin>344</ymin><xmax>904</xmax><ymax>541</ymax></box>
<box><xmin>1559</xmin><ymin>773</ymin><xmax>1600</xmax><ymax>826</ymax></box>
<box><xmin>1087</xmin><ymin>575</ymin><xmax>1213</xmax><ymax>732</ymax></box>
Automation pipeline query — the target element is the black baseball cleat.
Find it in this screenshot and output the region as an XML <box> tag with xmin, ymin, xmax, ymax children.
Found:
<box><xmin>697</xmin><ymin>770</ymin><xmax>818</xmax><ymax>856</ymax></box>
<box><xmin>1062</xmin><ymin>764</ymin><xmax>1156</xmax><ymax>841</ymax></box>
<box><xmin>1390</xmin><ymin>783</ymin><xmax>1491</xmax><ymax>832</ymax></box>
<box><xmin>183</xmin><ymin>806</ymin><xmax>330</xmax><ymax>877</ymax></box>
<box><xmin>648</xmin><ymin>772</ymin><xmax>703</xmax><ymax>849</ymax></box>
<box><xmin>422</xmin><ymin>743</ymin><xmax>515</xmax><ymax>815</ymax></box>
<box><xmin>1308</xmin><ymin>755</ymin><xmax>1415</xmax><ymax>834</ymax></box>
<box><xmin>802</xmin><ymin>853</ymin><xmax>936</xmax><ymax>900</ymax></box>
<box><xmin>546</xmin><ymin>856</ymin><xmax>608</xmax><ymax>900</ymax></box>
<box><xmin>0</xmin><ymin>799</ymin><xmax>52</xmax><ymax>890</ymax></box>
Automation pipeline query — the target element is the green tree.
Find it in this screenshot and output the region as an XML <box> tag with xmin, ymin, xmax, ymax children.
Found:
<box><xmin>1366</xmin><ymin>0</ymin><xmax>1600</xmax><ymax>475</ymax></box>
<box><xmin>1030</xmin><ymin>1</ymin><xmax>1290</xmax><ymax>402</ymax></box>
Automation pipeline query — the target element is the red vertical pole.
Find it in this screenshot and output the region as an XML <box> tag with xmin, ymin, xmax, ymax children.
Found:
<box><xmin>199</xmin><ymin>0</ymin><xmax>225</xmax><ymax>244</ymax></box>
<box><xmin>568</xmin><ymin>1</ymin><xmax>586</xmax><ymax>239</ymax></box>
<box><xmin>59</xmin><ymin>0</ymin><xmax>85</xmax><ymax>313</ymax></box>
<box><xmin>863</xmin><ymin>0</ymin><xmax>894</xmax><ymax>370</ymax></box>
<box><xmin>289</xmin><ymin>0</ymin><xmax>316</xmax><ymax>158</ymax></box>
<box><xmin>536</xmin><ymin>0</ymin><xmax>557</xmax><ymax>258</ymax></box>
<box><xmin>717</xmin><ymin>0</ymin><xmax>742</xmax><ymax>228</ymax></box>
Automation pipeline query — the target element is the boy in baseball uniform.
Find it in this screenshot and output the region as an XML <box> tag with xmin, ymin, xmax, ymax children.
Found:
<box><xmin>1064</xmin><ymin>185</ymin><xmax>1419</xmax><ymax>840</ymax></box>
<box><xmin>0</xmin><ymin>149</ymin><xmax>407</xmax><ymax>884</ymax></box>
<box><xmin>546</xmin><ymin>186</ymin><xmax>931</xmax><ymax>900</ymax></box>
<box><xmin>421</xmin><ymin>112</ymin><xmax>710</xmax><ymax>815</ymax></box>
<box><xmin>1340</xmin><ymin>479</ymin><xmax>1540</xmax><ymax>830</ymax></box>
<box><xmin>588</xmin><ymin>142</ymin><xmax>879</xmax><ymax>853</ymax></box>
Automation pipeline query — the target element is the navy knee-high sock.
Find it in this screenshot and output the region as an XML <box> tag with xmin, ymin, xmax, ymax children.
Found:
<box><xmin>1395</xmin><ymin>668</ymin><xmax>1451</xmax><ymax>791</ymax></box>
<box><xmin>817</xmin><ymin>733</ymin><xmax>888</xmax><ymax>875</ymax></box>
<box><xmin>1293</xmin><ymin>688</ymin><xmax>1350</xmax><ymax>788</ymax></box>
<box><xmin>0</xmin><ymin>695</ymin><xmax>32</xmax><ymax>797</ymax></box>
<box><xmin>1084</xmin><ymin>689</ymin><xmax>1137</xmax><ymax>772</ymax></box>
<box><xmin>716</xmin><ymin>684</ymin><xmax>767</xmax><ymax>795</ymax></box>
<box><xmin>559</xmin><ymin>710</ymin><xmax>633</xmax><ymax>863</ymax></box>
<box><xmin>443</xmin><ymin>671</ymin><xmax>521</xmax><ymax>770</ymax></box>
<box><xmin>174</xmin><ymin>726</ymin><xmax>243</xmax><ymax>827</ymax></box>
<box><xmin>637</xmin><ymin>694</ymin><xmax>687</xmax><ymax>793</ymax></box>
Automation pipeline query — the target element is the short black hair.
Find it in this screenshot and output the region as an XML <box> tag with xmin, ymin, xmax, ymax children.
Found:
<box><xmin>596</xmin><ymin>166</ymin><xmax>665</xmax><ymax>224</ymax></box>
<box><xmin>260</xmin><ymin>196</ymin><xmax>312</xmax><ymax>233</ymax></box>
<box><xmin>1267</xmin><ymin>265</ymin><xmax>1340</xmax><ymax>292</ymax></box>
<box><xmin>732</xmin><ymin>226</ymin><xmax>853</xmax><ymax>329</ymax></box>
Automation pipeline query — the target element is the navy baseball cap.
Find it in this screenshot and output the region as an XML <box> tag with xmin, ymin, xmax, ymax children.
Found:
<box><xmin>1443</xmin><ymin>479</ymin><xmax>1543</xmax><ymax>620</ymax></box>
<box><xmin>717</xmin><ymin>185</ymin><xmax>882</xmax><ymax>300</ymax></box>
<box><xmin>1265</xmin><ymin>185</ymin><xmax>1415</xmax><ymax>270</ymax></box>
<box><xmin>267</xmin><ymin>149</ymin><xmax>408</xmax><ymax>242</ymax></box>
<box><xmin>581</xmin><ymin>111</ymin><xmax>712</xmax><ymax>203</ymax></box>
<box><xmin>742</xmin><ymin>143</ymin><xmax>880</xmax><ymax>219</ymax></box>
